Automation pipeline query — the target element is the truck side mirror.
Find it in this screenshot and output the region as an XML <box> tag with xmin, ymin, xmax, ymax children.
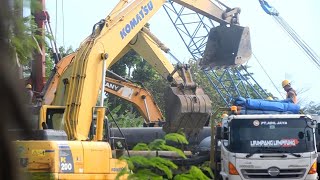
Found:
<box><xmin>215</xmin><ymin>126</ymin><xmax>222</xmax><ymax>139</ymax></box>
<box><xmin>306</xmin><ymin>130</ymin><xmax>311</xmax><ymax>141</ymax></box>
<box><xmin>307</xmin><ymin>120</ymin><xmax>317</xmax><ymax>129</ymax></box>
<box><xmin>223</xmin><ymin>127</ymin><xmax>229</xmax><ymax>140</ymax></box>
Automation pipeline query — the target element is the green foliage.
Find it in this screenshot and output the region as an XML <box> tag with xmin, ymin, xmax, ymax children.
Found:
<box><xmin>111</xmin><ymin>49</ymin><xmax>141</xmax><ymax>77</ymax></box>
<box><xmin>117</xmin><ymin>133</ymin><xmax>209</xmax><ymax>179</ymax></box>
<box><xmin>174</xmin><ymin>166</ymin><xmax>210</xmax><ymax>180</ymax></box>
<box><xmin>119</xmin><ymin>157</ymin><xmax>134</xmax><ymax>170</ymax></box>
<box><xmin>115</xmin><ymin>167</ymin><xmax>130</xmax><ymax>180</ymax></box>
<box><xmin>110</xmin><ymin>111</ymin><xmax>144</xmax><ymax>128</ymax></box>
<box><xmin>132</xmin><ymin>59</ymin><xmax>157</xmax><ymax>82</ymax></box>
<box><xmin>45</xmin><ymin>46</ymin><xmax>74</xmax><ymax>78</ymax></box>
<box><xmin>45</xmin><ymin>46</ymin><xmax>54</xmax><ymax>78</ymax></box>
<box><xmin>120</xmin><ymin>156</ymin><xmax>178</xmax><ymax>179</ymax></box>
<box><xmin>108</xmin><ymin>51</ymin><xmax>168</xmax><ymax>117</ymax></box>
<box><xmin>106</xmin><ymin>53</ymin><xmax>168</xmax><ymax>127</ymax></box>
<box><xmin>148</xmin><ymin>139</ymin><xmax>167</xmax><ymax>150</ymax></box>
<box><xmin>132</xmin><ymin>60</ymin><xmax>169</xmax><ymax>113</ymax></box>
<box><xmin>9</xmin><ymin>0</ymin><xmax>44</xmax><ymax>65</ymax></box>
<box><xmin>201</xmin><ymin>166</ymin><xmax>214</xmax><ymax>179</ymax></box>
<box><xmin>133</xmin><ymin>143</ymin><xmax>150</xmax><ymax>151</ymax></box>
<box><xmin>164</xmin><ymin>133</ymin><xmax>189</xmax><ymax>145</ymax></box>
<box><xmin>11</xmin><ymin>15</ymin><xmax>45</xmax><ymax>65</ymax></box>
<box><xmin>128</xmin><ymin>169</ymin><xmax>163</xmax><ymax>180</ymax></box>
<box><xmin>117</xmin><ymin>134</ymin><xmax>212</xmax><ymax>180</ymax></box>
<box><xmin>108</xmin><ymin>104</ymin><xmax>122</xmax><ymax>115</ymax></box>
<box><xmin>148</xmin><ymin>139</ymin><xmax>186</xmax><ymax>159</ymax></box>
<box><xmin>157</xmin><ymin>144</ymin><xmax>186</xmax><ymax>159</ymax></box>
<box><xmin>58</xmin><ymin>46</ymin><xmax>74</xmax><ymax>57</ymax></box>
<box><xmin>200</xmin><ymin>161</ymin><xmax>214</xmax><ymax>179</ymax></box>
<box><xmin>107</xmin><ymin>104</ymin><xmax>144</xmax><ymax>128</ymax></box>
<box><xmin>149</xmin><ymin>157</ymin><xmax>178</xmax><ymax>179</ymax></box>
<box><xmin>7</xmin><ymin>0</ymin><xmax>57</xmax><ymax>79</ymax></box>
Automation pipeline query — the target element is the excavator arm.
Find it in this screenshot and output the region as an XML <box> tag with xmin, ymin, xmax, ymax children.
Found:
<box><xmin>129</xmin><ymin>27</ymin><xmax>212</xmax><ymax>134</ymax></box>
<box><xmin>47</xmin><ymin>0</ymin><xmax>250</xmax><ymax>140</ymax></box>
<box><xmin>105</xmin><ymin>73</ymin><xmax>164</xmax><ymax>126</ymax></box>
<box><xmin>48</xmin><ymin>27</ymin><xmax>212</xmax><ymax>137</ymax></box>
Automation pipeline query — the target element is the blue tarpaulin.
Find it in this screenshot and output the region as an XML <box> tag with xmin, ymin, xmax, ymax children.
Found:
<box><xmin>234</xmin><ymin>97</ymin><xmax>300</xmax><ymax>114</ymax></box>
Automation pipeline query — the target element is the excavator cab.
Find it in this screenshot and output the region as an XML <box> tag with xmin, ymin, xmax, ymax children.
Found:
<box><xmin>199</xmin><ymin>25</ymin><xmax>252</xmax><ymax>68</ymax></box>
<box><xmin>163</xmin><ymin>65</ymin><xmax>212</xmax><ymax>136</ymax></box>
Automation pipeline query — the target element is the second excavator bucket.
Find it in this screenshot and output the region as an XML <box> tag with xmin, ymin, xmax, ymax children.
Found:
<box><xmin>199</xmin><ymin>25</ymin><xmax>252</xmax><ymax>68</ymax></box>
<box><xmin>163</xmin><ymin>86</ymin><xmax>212</xmax><ymax>136</ymax></box>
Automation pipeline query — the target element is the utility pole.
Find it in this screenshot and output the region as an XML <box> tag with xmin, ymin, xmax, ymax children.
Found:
<box><xmin>31</xmin><ymin>0</ymin><xmax>47</xmax><ymax>94</ymax></box>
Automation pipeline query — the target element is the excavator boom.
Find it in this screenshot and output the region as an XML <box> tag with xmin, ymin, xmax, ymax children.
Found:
<box><xmin>42</xmin><ymin>0</ymin><xmax>251</xmax><ymax>137</ymax></box>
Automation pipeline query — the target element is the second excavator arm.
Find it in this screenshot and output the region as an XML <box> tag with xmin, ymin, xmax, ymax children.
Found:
<box><xmin>41</xmin><ymin>53</ymin><xmax>164</xmax><ymax>127</ymax></box>
<box><xmin>105</xmin><ymin>71</ymin><xmax>165</xmax><ymax>127</ymax></box>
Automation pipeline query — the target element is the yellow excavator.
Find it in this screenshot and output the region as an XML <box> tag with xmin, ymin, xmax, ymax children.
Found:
<box><xmin>15</xmin><ymin>0</ymin><xmax>251</xmax><ymax>179</ymax></box>
<box><xmin>40</xmin><ymin>51</ymin><xmax>164</xmax><ymax>127</ymax></box>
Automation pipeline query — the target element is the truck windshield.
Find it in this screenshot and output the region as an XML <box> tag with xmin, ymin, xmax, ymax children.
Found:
<box><xmin>229</xmin><ymin>118</ymin><xmax>315</xmax><ymax>153</ymax></box>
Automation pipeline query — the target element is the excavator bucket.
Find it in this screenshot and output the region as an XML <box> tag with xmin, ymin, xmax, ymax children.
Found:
<box><xmin>199</xmin><ymin>25</ymin><xmax>252</xmax><ymax>68</ymax></box>
<box><xmin>163</xmin><ymin>86</ymin><xmax>212</xmax><ymax>136</ymax></box>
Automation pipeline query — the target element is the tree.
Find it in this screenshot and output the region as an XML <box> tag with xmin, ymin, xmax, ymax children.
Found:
<box><xmin>107</xmin><ymin>49</ymin><xmax>169</xmax><ymax>117</ymax></box>
<box><xmin>107</xmin><ymin>50</ymin><xmax>144</xmax><ymax>115</ymax></box>
<box><xmin>110</xmin><ymin>49</ymin><xmax>141</xmax><ymax>77</ymax></box>
<box><xmin>45</xmin><ymin>46</ymin><xmax>74</xmax><ymax>78</ymax></box>
<box><xmin>132</xmin><ymin>59</ymin><xmax>169</xmax><ymax>112</ymax></box>
<box><xmin>6</xmin><ymin>0</ymin><xmax>43</xmax><ymax>78</ymax></box>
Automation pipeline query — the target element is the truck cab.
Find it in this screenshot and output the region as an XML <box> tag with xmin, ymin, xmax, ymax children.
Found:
<box><xmin>217</xmin><ymin>114</ymin><xmax>318</xmax><ymax>180</ymax></box>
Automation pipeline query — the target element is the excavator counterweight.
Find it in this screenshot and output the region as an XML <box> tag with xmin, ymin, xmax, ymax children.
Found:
<box><xmin>200</xmin><ymin>25</ymin><xmax>252</xmax><ymax>68</ymax></box>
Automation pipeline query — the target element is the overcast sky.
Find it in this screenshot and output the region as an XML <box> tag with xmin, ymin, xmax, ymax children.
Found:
<box><xmin>45</xmin><ymin>0</ymin><xmax>320</xmax><ymax>105</ymax></box>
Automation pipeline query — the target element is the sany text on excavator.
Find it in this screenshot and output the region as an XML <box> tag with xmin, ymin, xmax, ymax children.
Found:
<box><xmin>15</xmin><ymin>0</ymin><xmax>251</xmax><ymax>179</ymax></box>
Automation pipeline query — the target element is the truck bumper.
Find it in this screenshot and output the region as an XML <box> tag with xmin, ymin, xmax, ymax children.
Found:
<box><xmin>305</xmin><ymin>173</ymin><xmax>318</xmax><ymax>180</ymax></box>
<box><xmin>220</xmin><ymin>173</ymin><xmax>318</xmax><ymax>180</ymax></box>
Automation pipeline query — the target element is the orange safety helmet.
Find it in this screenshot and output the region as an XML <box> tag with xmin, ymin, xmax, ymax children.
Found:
<box><xmin>221</xmin><ymin>113</ymin><xmax>228</xmax><ymax>118</ymax></box>
<box><xmin>26</xmin><ymin>84</ymin><xmax>32</xmax><ymax>89</ymax></box>
<box><xmin>282</xmin><ymin>80</ymin><xmax>290</xmax><ymax>88</ymax></box>
<box><xmin>266</xmin><ymin>96</ymin><xmax>273</xmax><ymax>100</ymax></box>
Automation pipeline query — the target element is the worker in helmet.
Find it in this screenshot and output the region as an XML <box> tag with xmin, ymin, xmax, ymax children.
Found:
<box><xmin>266</xmin><ymin>96</ymin><xmax>273</xmax><ymax>100</ymax></box>
<box><xmin>221</xmin><ymin>113</ymin><xmax>228</xmax><ymax>118</ymax></box>
<box><xmin>25</xmin><ymin>84</ymin><xmax>34</xmax><ymax>104</ymax></box>
<box><xmin>282</xmin><ymin>80</ymin><xmax>297</xmax><ymax>104</ymax></box>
